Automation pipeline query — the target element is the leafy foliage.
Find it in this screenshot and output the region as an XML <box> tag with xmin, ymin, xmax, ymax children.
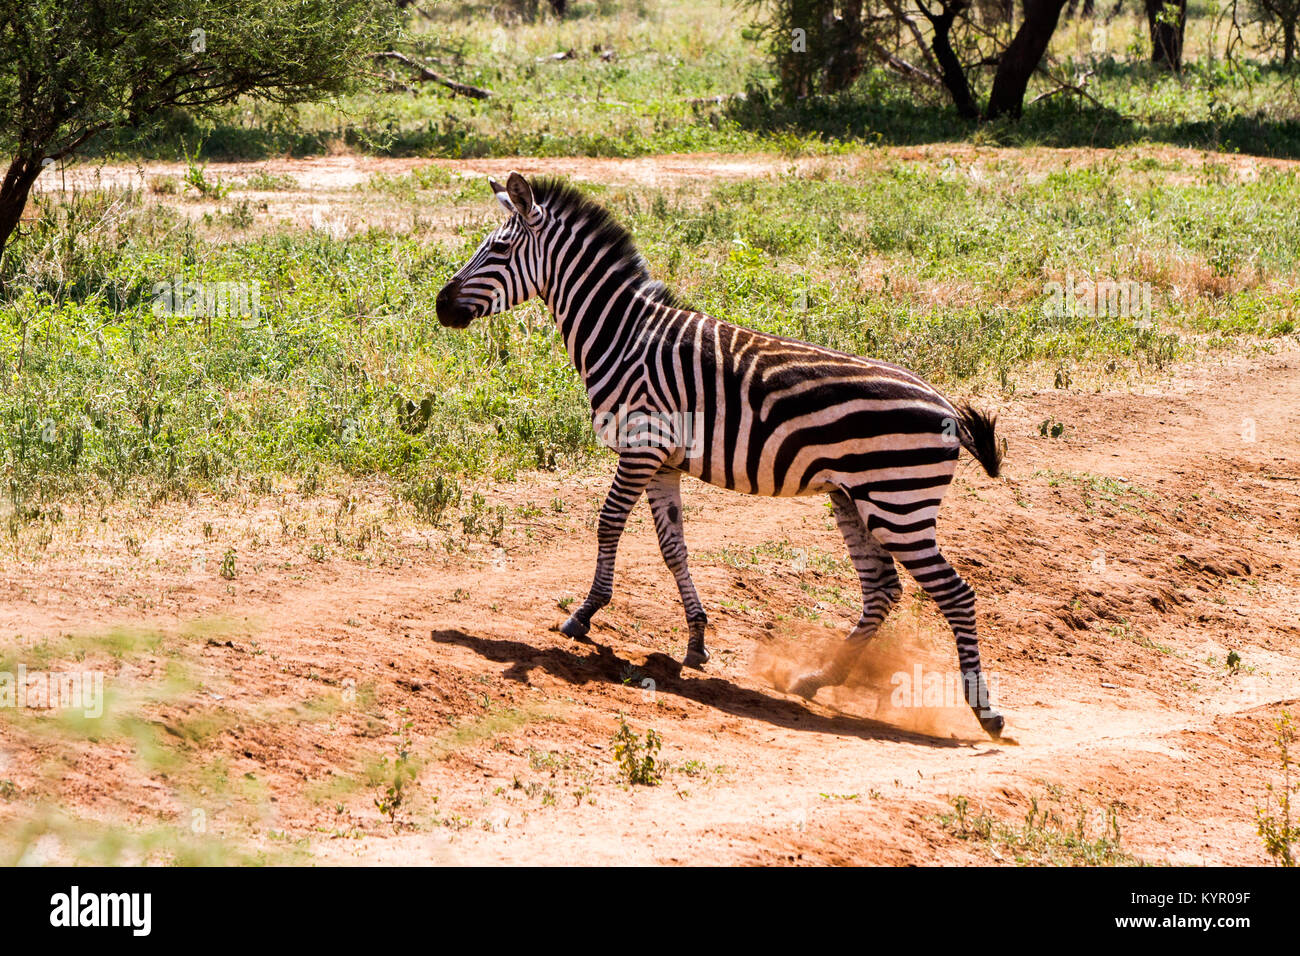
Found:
<box><xmin>611</xmin><ymin>715</ymin><xmax>663</xmax><ymax>786</ymax></box>
<box><xmin>0</xmin><ymin>0</ymin><xmax>398</xmax><ymax>263</ymax></box>
<box><xmin>1256</xmin><ymin>712</ymin><xmax>1298</xmax><ymax>866</ymax></box>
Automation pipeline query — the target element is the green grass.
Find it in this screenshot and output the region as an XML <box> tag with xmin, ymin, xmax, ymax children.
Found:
<box><xmin>0</xmin><ymin>809</ymin><xmax>301</xmax><ymax>866</ymax></box>
<box><xmin>941</xmin><ymin>793</ymin><xmax>1143</xmax><ymax>865</ymax></box>
<box><xmin>431</xmin><ymin>705</ymin><xmax>548</xmax><ymax>757</ymax></box>
<box><xmin>3</xmin><ymin>155</ymin><xmax>1298</xmax><ymax>511</ymax></box>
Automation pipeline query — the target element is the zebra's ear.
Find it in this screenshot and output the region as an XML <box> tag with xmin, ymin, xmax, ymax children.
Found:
<box><xmin>505</xmin><ymin>172</ymin><xmax>535</xmax><ymax>221</ymax></box>
<box><xmin>489</xmin><ymin>178</ymin><xmax>514</xmax><ymax>215</ymax></box>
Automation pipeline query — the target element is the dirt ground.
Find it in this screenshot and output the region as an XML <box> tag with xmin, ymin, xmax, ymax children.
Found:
<box><xmin>30</xmin><ymin>144</ymin><xmax>1293</xmax><ymax>240</ymax></box>
<box><xmin>30</xmin><ymin>151</ymin><xmax>793</xmax><ymax>238</ymax></box>
<box><xmin>1</xmin><ymin>336</ymin><xmax>1297</xmax><ymax>864</ymax></box>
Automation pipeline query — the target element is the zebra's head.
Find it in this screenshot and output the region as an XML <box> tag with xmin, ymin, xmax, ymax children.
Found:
<box><xmin>436</xmin><ymin>172</ymin><xmax>544</xmax><ymax>328</ymax></box>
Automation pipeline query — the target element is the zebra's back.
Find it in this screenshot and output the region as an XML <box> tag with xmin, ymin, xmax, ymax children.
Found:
<box><xmin>642</xmin><ymin>310</ymin><xmax>964</xmax><ymax>498</ymax></box>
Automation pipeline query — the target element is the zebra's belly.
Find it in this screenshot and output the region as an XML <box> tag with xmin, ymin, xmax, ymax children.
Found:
<box><xmin>672</xmin><ymin>465</ymin><xmax>831</xmax><ymax>498</ymax></box>
<box><xmin>673</xmin><ymin>432</ymin><xmax>960</xmax><ymax>498</ymax></box>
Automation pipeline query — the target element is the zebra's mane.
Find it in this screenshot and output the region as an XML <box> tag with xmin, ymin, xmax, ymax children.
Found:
<box><xmin>529</xmin><ymin>176</ymin><xmax>684</xmax><ymax>309</ymax></box>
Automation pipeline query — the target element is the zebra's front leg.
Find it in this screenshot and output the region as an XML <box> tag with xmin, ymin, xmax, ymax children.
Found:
<box><xmin>559</xmin><ymin>450</ymin><xmax>667</xmax><ymax>641</ymax></box>
<box><xmin>788</xmin><ymin>490</ymin><xmax>902</xmax><ymax>700</ymax></box>
<box><xmin>647</xmin><ymin>468</ymin><xmax>709</xmax><ymax>669</ymax></box>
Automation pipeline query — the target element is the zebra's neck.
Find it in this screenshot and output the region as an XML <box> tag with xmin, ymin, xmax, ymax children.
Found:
<box><xmin>539</xmin><ymin>235</ymin><xmax>661</xmax><ymax>387</ymax></box>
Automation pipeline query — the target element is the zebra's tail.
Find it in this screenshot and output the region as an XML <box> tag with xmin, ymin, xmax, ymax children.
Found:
<box><xmin>955</xmin><ymin>404</ymin><xmax>1003</xmax><ymax>478</ymax></box>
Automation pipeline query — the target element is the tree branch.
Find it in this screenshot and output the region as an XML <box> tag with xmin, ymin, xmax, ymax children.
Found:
<box><xmin>371</xmin><ymin>51</ymin><xmax>493</xmax><ymax>99</ymax></box>
<box><xmin>1029</xmin><ymin>67</ymin><xmax>1102</xmax><ymax>106</ymax></box>
<box><xmin>880</xmin><ymin>0</ymin><xmax>944</xmax><ymax>78</ymax></box>
<box><xmin>867</xmin><ymin>39</ymin><xmax>944</xmax><ymax>89</ymax></box>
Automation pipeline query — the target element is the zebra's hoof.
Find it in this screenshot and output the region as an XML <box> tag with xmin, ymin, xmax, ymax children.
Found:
<box><xmin>559</xmin><ymin>615</ymin><xmax>589</xmax><ymax>639</ymax></box>
<box><xmin>682</xmin><ymin>646</ymin><xmax>709</xmax><ymax>670</ymax></box>
<box><xmin>787</xmin><ymin>673</ymin><xmax>822</xmax><ymax>700</ymax></box>
<box><xmin>977</xmin><ymin>710</ymin><xmax>1005</xmax><ymax>739</ymax></box>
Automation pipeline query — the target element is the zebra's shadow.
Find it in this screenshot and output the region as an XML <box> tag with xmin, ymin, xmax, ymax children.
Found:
<box><xmin>429</xmin><ymin>628</ymin><xmax>978</xmax><ymax>748</ymax></box>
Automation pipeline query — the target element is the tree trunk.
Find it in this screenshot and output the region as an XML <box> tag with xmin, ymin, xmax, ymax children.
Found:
<box><xmin>985</xmin><ymin>0</ymin><xmax>1070</xmax><ymax>119</ymax></box>
<box><xmin>0</xmin><ymin>154</ymin><xmax>42</xmax><ymax>270</ymax></box>
<box><xmin>1143</xmin><ymin>0</ymin><xmax>1186</xmax><ymax>71</ymax></box>
<box><xmin>925</xmin><ymin>4</ymin><xmax>980</xmax><ymax>120</ymax></box>
<box><xmin>1286</xmin><ymin>20</ymin><xmax>1296</xmax><ymax>65</ymax></box>
<box><xmin>823</xmin><ymin>0</ymin><xmax>867</xmax><ymax>93</ymax></box>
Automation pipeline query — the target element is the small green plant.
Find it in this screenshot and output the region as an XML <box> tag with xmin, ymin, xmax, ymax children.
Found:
<box><xmin>225</xmin><ymin>200</ymin><xmax>254</xmax><ymax>229</ymax></box>
<box><xmin>396</xmin><ymin>395</ymin><xmax>434</xmax><ymax>435</ymax></box>
<box><xmin>1226</xmin><ymin>649</ymin><xmax>1243</xmax><ymax>672</ymax></box>
<box><xmin>403</xmin><ymin>473</ymin><xmax>461</xmax><ymax>527</ymax></box>
<box><xmin>611</xmin><ymin>715</ymin><xmax>662</xmax><ymax>786</ymax></box>
<box><xmin>184</xmin><ymin>153</ymin><xmax>230</xmax><ymax>199</ymax></box>
<box><xmin>149</xmin><ymin>175</ymin><xmax>180</xmax><ymax>195</ymax></box>
<box><xmin>245</xmin><ymin>170</ymin><xmax>298</xmax><ymax>191</ymax></box>
<box><xmin>298</xmin><ymin>466</ymin><xmax>322</xmax><ymax>497</ymax></box>
<box><xmin>1109</xmin><ymin>620</ymin><xmax>1173</xmax><ymax>656</ymax></box>
<box><xmin>374</xmin><ymin>721</ymin><xmax>418</xmax><ymax>825</ymax></box>
<box><xmin>1256</xmin><ymin>712</ymin><xmax>1297</xmax><ymax>867</ymax></box>
<box><xmin>527</xmin><ymin>748</ymin><xmax>570</xmax><ymax>773</ymax></box>
<box><xmin>461</xmin><ymin>492</ymin><xmax>507</xmax><ymax>542</ymax></box>
<box><xmin>365</xmin><ymin>165</ymin><xmax>453</xmax><ymax>196</ymax></box>
<box><xmin>1038</xmin><ymin>418</ymin><xmax>1066</xmax><ymax>438</ymax></box>
<box><xmin>219</xmin><ymin>548</ymin><xmax>237</xmax><ymax>579</ymax></box>
<box><xmin>619</xmin><ymin>662</ymin><xmax>646</xmax><ymax>686</ymax></box>
<box><xmin>941</xmin><ymin>793</ymin><xmax>1137</xmax><ymax>865</ymax></box>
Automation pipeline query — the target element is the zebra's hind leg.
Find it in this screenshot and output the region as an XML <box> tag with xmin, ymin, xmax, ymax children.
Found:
<box><xmin>647</xmin><ymin>468</ymin><xmax>709</xmax><ymax>669</ymax></box>
<box><xmin>870</xmin><ymin>520</ymin><xmax>1004</xmax><ymax>740</ymax></box>
<box><xmin>560</xmin><ymin>449</ymin><xmax>666</xmax><ymax>641</ymax></box>
<box><xmin>788</xmin><ymin>490</ymin><xmax>902</xmax><ymax>700</ymax></box>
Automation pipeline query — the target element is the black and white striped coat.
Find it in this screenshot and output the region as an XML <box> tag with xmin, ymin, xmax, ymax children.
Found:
<box><xmin>437</xmin><ymin>173</ymin><xmax>1005</xmax><ymax>737</ymax></box>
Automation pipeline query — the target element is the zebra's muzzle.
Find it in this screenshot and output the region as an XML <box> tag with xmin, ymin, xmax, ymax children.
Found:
<box><xmin>436</xmin><ymin>280</ymin><xmax>476</xmax><ymax>328</ymax></box>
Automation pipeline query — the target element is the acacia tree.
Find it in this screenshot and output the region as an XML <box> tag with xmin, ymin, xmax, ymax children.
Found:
<box><xmin>1252</xmin><ymin>0</ymin><xmax>1300</xmax><ymax>64</ymax></box>
<box><xmin>746</xmin><ymin>0</ymin><xmax>1071</xmax><ymax>120</ymax></box>
<box><xmin>0</xmin><ymin>0</ymin><xmax>397</xmax><ymax>268</ymax></box>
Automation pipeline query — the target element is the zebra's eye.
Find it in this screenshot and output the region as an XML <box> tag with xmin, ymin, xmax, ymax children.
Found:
<box><xmin>490</xmin><ymin>238</ymin><xmax>512</xmax><ymax>253</ymax></box>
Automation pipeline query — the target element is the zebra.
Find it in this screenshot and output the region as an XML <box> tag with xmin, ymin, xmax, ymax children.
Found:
<box><xmin>436</xmin><ymin>173</ymin><xmax>1006</xmax><ymax>738</ymax></box>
